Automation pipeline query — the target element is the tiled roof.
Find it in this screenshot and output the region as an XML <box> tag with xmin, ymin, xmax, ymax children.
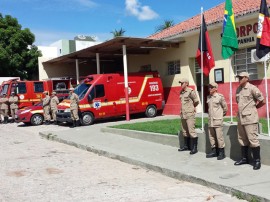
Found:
<box><xmin>149</xmin><ymin>0</ymin><xmax>270</xmax><ymax>40</ymax></box>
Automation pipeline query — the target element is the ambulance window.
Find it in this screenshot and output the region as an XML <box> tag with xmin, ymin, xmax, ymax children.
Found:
<box><xmin>34</xmin><ymin>82</ymin><xmax>44</xmax><ymax>93</ymax></box>
<box><xmin>89</xmin><ymin>88</ymin><xmax>94</xmax><ymax>100</ymax></box>
<box><xmin>1</xmin><ymin>84</ymin><xmax>9</xmax><ymax>96</ymax></box>
<box><xmin>75</xmin><ymin>83</ymin><xmax>91</xmax><ymax>100</ymax></box>
<box><xmin>95</xmin><ymin>85</ymin><xmax>105</xmax><ymax>98</ymax></box>
<box><xmin>17</xmin><ymin>83</ymin><xmax>27</xmax><ymax>94</ymax></box>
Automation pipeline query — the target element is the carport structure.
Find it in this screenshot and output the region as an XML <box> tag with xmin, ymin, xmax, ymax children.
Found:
<box><xmin>43</xmin><ymin>36</ymin><xmax>180</xmax><ymax>120</ymax></box>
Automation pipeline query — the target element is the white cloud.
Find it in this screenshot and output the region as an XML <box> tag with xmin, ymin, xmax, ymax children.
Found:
<box><xmin>125</xmin><ymin>0</ymin><xmax>158</xmax><ymax>21</ymax></box>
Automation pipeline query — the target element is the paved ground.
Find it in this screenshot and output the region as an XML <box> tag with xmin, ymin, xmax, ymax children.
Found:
<box><xmin>0</xmin><ymin>121</ymin><xmax>244</xmax><ymax>202</ymax></box>
<box><xmin>35</xmin><ymin>115</ymin><xmax>270</xmax><ymax>202</ymax></box>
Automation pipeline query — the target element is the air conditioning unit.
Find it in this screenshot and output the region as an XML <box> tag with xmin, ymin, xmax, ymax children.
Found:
<box><xmin>251</xmin><ymin>49</ymin><xmax>270</xmax><ymax>63</ymax></box>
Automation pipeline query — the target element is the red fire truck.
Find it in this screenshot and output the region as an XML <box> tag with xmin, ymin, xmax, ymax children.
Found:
<box><xmin>56</xmin><ymin>71</ymin><xmax>165</xmax><ymax>125</ymax></box>
<box><xmin>0</xmin><ymin>77</ymin><xmax>73</xmax><ymax>108</ymax></box>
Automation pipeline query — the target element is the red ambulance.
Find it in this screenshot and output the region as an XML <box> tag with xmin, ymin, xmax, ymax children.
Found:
<box><xmin>56</xmin><ymin>71</ymin><xmax>165</xmax><ymax>125</ymax></box>
<box><xmin>0</xmin><ymin>78</ymin><xmax>73</xmax><ymax>109</ymax></box>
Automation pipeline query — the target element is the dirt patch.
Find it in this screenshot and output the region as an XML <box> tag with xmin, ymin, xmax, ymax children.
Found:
<box><xmin>7</xmin><ymin>170</ymin><xmax>27</xmax><ymax>177</ymax></box>
<box><xmin>46</xmin><ymin>168</ymin><xmax>63</xmax><ymax>174</ymax></box>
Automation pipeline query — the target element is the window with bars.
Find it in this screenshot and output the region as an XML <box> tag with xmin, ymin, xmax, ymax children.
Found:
<box><xmin>232</xmin><ymin>47</ymin><xmax>258</xmax><ymax>80</ymax></box>
<box><xmin>167</xmin><ymin>60</ymin><xmax>180</xmax><ymax>75</ymax></box>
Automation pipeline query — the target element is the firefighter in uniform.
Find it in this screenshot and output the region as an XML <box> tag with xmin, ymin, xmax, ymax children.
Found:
<box><xmin>42</xmin><ymin>91</ymin><xmax>51</xmax><ymax>125</ymax></box>
<box><xmin>234</xmin><ymin>72</ymin><xmax>265</xmax><ymax>170</ymax></box>
<box><xmin>69</xmin><ymin>88</ymin><xmax>80</xmax><ymax>128</ymax></box>
<box><xmin>8</xmin><ymin>92</ymin><xmax>19</xmax><ymax>123</ymax></box>
<box><xmin>0</xmin><ymin>93</ymin><xmax>9</xmax><ymax>124</ymax></box>
<box><xmin>178</xmin><ymin>78</ymin><xmax>199</xmax><ymax>154</ymax></box>
<box><xmin>50</xmin><ymin>91</ymin><xmax>59</xmax><ymax>125</ymax></box>
<box><xmin>206</xmin><ymin>82</ymin><xmax>228</xmax><ymax>160</ymax></box>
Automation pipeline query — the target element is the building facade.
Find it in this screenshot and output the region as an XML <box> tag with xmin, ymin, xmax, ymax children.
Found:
<box><xmin>147</xmin><ymin>0</ymin><xmax>270</xmax><ymax>117</ymax></box>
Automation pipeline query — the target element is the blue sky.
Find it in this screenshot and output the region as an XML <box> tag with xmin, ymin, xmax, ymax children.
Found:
<box><xmin>2</xmin><ymin>0</ymin><xmax>225</xmax><ymax>46</ymax></box>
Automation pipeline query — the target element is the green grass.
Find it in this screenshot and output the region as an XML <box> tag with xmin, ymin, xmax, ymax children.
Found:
<box><xmin>111</xmin><ymin>117</ymin><xmax>269</xmax><ymax>135</ymax></box>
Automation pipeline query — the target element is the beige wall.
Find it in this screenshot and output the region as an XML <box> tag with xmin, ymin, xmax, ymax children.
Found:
<box><xmin>128</xmin><ymin>16</ymin><xmax>270</xmax><ymax>88</ymax></box>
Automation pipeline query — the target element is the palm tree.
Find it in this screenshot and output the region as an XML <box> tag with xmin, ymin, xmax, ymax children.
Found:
<box><xmin>155</xmin><ymin>20</ymin><xmax>175</xmax><ymax>33</ymax></box>
<box><xmin>111</xmin><ymin>28</ymin><xmax>126</xmax><ymax>38</ymax></box>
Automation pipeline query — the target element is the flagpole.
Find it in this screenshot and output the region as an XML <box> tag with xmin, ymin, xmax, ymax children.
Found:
<box><xmin>263</xmin><ymin>59</ymin><xmax>270</xmax><ymax>136</ymax></box>
<box><xmin>200</xmin><ymin>7</ymin><xmax>204</xmax><ymax>132</ymax></box>
<box><xmin>229</xmin><ymin>57</ymin><xmax>233</xmax><ymax>123</ymax></box>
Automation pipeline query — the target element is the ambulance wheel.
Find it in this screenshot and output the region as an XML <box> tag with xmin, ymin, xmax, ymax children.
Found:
<box><xmin>145</xmin><ymin>105</ymin><xmax>157</xmax><ymax>118</ymax></box>
<box><xmin>81</xmin><ymin>112</ymin><xmax>94</xmax><ymax>126</ymax></box>
<box><xmin>30</xmin><ymin>114</ymin><xmax>44</xmax><ymax>126</ymax></box>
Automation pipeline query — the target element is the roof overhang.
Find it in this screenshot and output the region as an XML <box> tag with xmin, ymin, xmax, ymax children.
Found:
<box><xmin>43</xmin><ymin>36</ymin><xmax>180</xmax><ymax>65</ymax></box>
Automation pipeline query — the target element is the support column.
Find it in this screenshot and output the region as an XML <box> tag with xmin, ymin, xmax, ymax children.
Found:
<box><xmin>122</xmin><ymin>45</ymin><xmax>130</xmax><ymax>121</ymax></box>
<box><xmin>96</xmin><ymin>53</ymin><xmax>100</xmax><ymax>74</ymax></box>
<box><xmin>75</xmin><ymin>59</ymin><xmax>80</xmax><ymax>85</ymax></box>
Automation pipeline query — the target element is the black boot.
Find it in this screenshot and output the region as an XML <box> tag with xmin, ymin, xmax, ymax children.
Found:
<box><xmin>178</xmin><ymin>137</ymin><xmax>190</xmax><ymax>151</ymax></box>
<box><xmin>70</xmin><ymin>121</ymin><xmax>76</xmax><ymax>128</ymax></box>
<box><xmin>44</xmin><ymin>120</ymin><xmax>50</xmax><ymax>125</ymax></box>
<box><xmin>190</xmin><ymin>137</ymin><xmax>198</xmax><ymax>155</ymax></box>
<box><xmin>206</xmin><ymin>147</ymin><xmax>217</xmax><ymax>158</ymax></box>
<box><xmin>76</xmin><ymin>120</ymin><xmax>80</xmax><ymax>127</ymax></box>
<box><xmin>252</xmin><ymin>146</ymin><xmax>261</xmax><ymax>170</ymax></box>
<box><xmin>234</xmin><ymin>146</ymin><xmax>249</xmax><ymax>165</ymax></box>
<box><xmin>10</xmin><ymin>119</ymin><xmax>14</xmax><ymax>123</ymax></box>
<box><xmin>4</xmin><ymin>117</ymin><xmax>8</xmax><ymax>124</ymax></box>
<box><xmin>217</xmin><ymin>148</ymin><xmax>226</xmax><ymax>160</ymax></box>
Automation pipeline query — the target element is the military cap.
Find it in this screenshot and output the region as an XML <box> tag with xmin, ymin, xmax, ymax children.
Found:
<box><xmin>209</xmin><ymin>82</ymin><xmax>218</xmax><ymax>88</ymax></box>
<box><xmin>52</xmin><ymin>91</ymin><xmax>57</xmax><ymax>95</ymax></box>
<box><xmin>69</xmin><ymin>87</ymin><xmax>74</xmax><ymax>91</ymax></box>
<box><xmin>11</xmin><ymin>91</ymin><xmax>15</xmax><ymax>94</ymax></box>
<box><xmin>179</xmin><ymin>78</ymin><xmax>189</xmax><ymax>84</ymax></box>
<box><xmin>43</xmin><ymin>91</ymin><xmax>48</xmax><ymax>94</ymax></box>
<box><xmin>236</xmin><ymin>72</ymin><xmax>249</xmax><ymax>78</ymax></box>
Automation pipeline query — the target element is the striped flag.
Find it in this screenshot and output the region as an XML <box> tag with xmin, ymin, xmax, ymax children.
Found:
<box><xmin>256</xmin><ymin>0</ymin><xmax>270</xmax><ymax>59</ymax></box>
<box><xmin>196</xmin><ymin>15</ymin><xmax>215</xmax><ymax>76</ymax></box>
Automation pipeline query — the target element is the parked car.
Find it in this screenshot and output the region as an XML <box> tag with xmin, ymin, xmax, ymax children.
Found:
<box><xmin>16</xmin><ymin>102</ymin><xmax>44</xmax><ymax>126</ymax></box>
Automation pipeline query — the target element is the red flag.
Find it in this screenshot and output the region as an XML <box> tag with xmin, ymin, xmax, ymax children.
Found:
<box><xmin>256</xmin><ymin>0</ymin><xmax>270</xmax><ymax>58</ymax></box>
<box><xmin>196</xmin><ymin>15</ymin><xmax>215</xmax><ymax>76</ymax></box>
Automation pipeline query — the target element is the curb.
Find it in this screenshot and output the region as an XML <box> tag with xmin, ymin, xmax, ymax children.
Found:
<box><xmin>39</xmin><ymin>131</ymin><xmax>267</xmax><ymax>202</ymax></box>
<box><xmin>101</xmin><ymin>127</ymin><xmax>180</xmax><ymax>148</ymax></box>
